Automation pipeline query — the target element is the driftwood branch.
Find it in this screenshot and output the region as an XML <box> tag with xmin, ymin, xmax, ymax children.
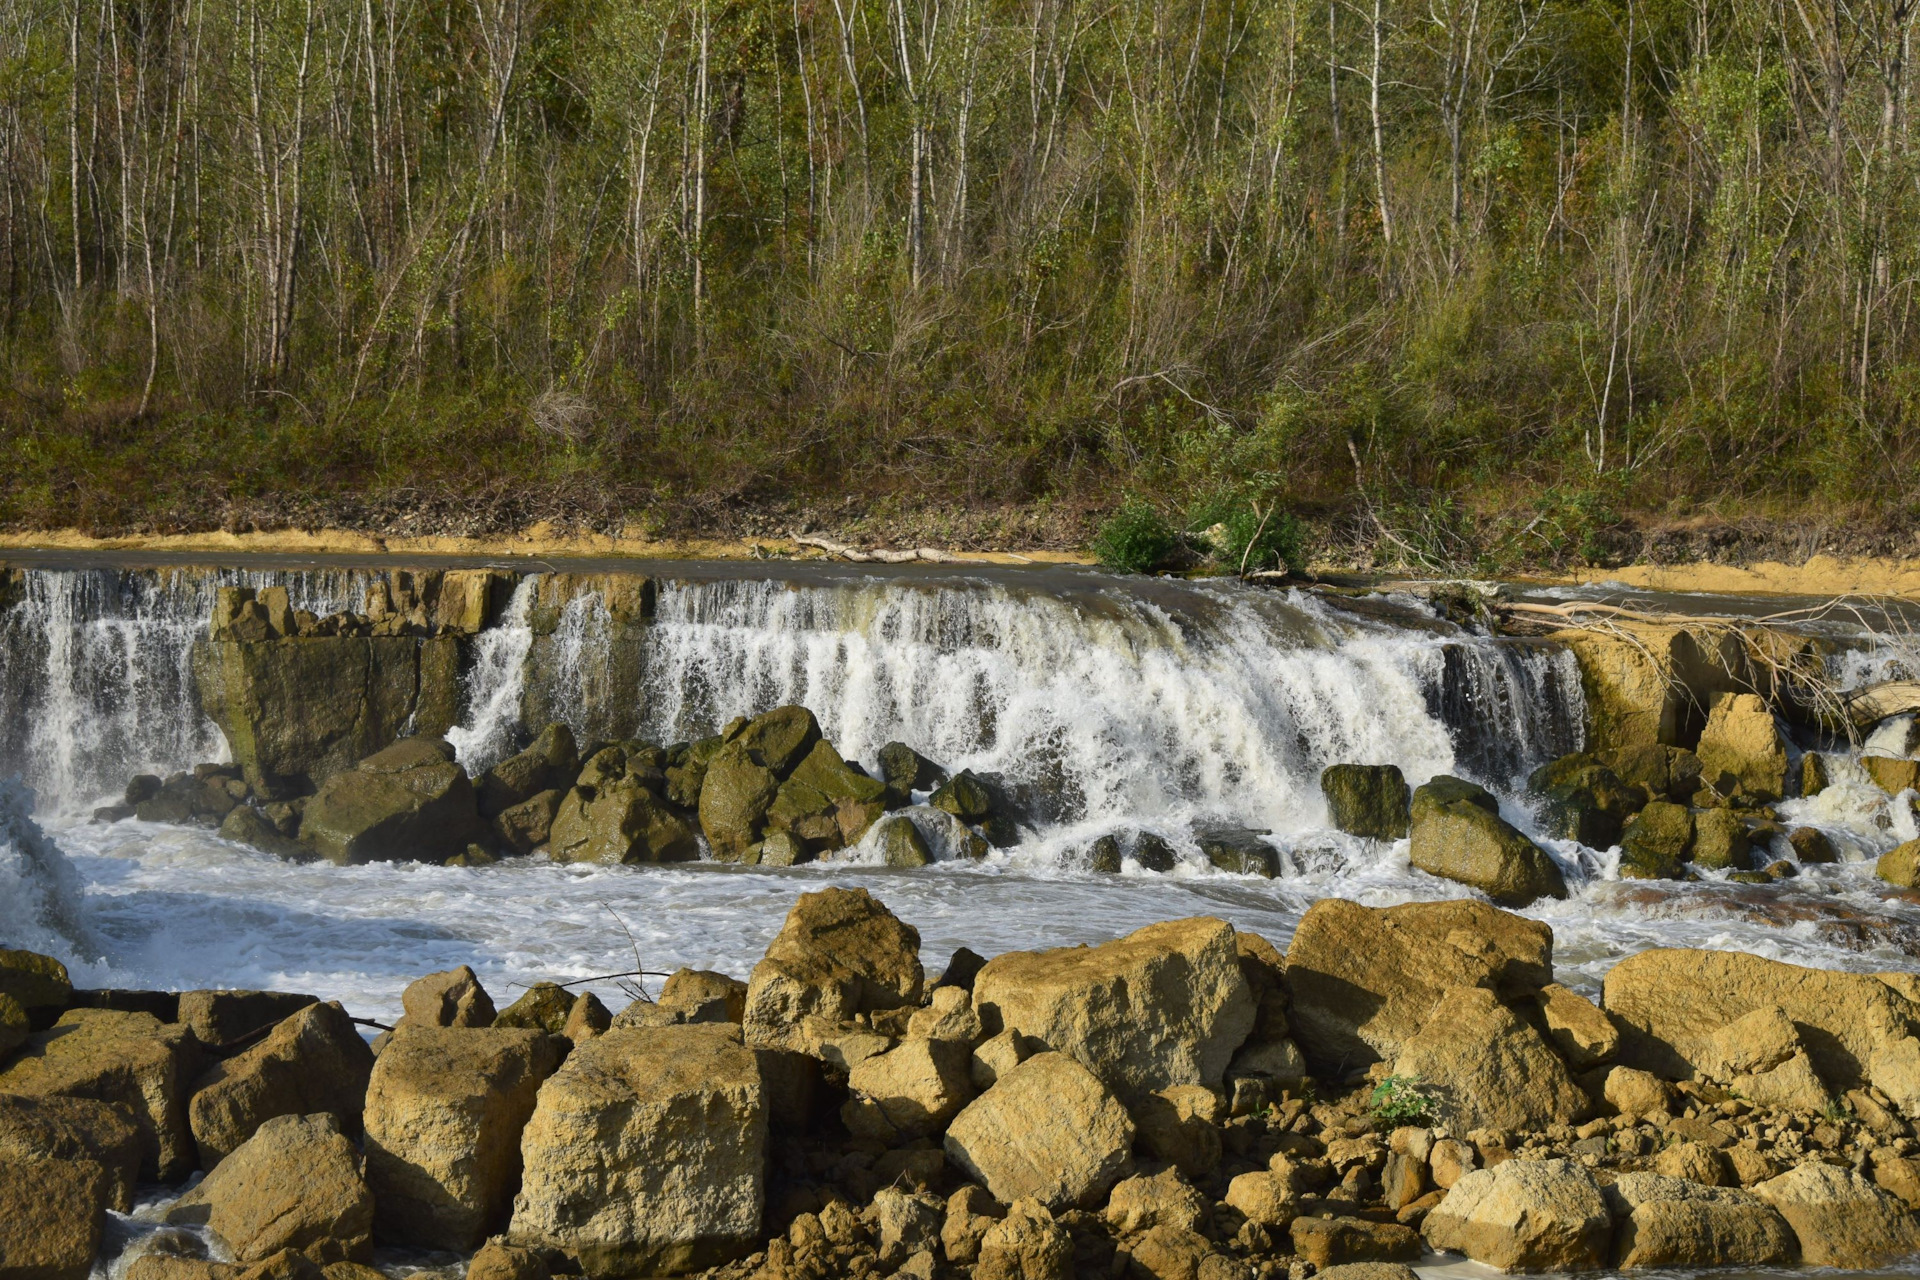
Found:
<box><xmin>792</xmin><ymin>532</ymin><xmax>961</xmax><ymax>564</ymax></box>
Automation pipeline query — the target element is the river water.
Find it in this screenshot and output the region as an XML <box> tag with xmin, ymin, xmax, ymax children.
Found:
<box><xmin>2</xmin><ymin>558</ymin><xmax>1919</xmax><ymax>1030</ymax></box>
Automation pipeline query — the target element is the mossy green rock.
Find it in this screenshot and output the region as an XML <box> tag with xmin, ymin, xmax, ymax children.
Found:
<box><xmin>299</xmin><ymin>738</ymin><xmax>483</xmax><ymax>864</ymax></box>
<box><xmin>0</xmin><ymin>992</ymin><xmax>27</xmax><ymax>1059</ymax></box>
<box><xmin>1410</xmin><ymin>775</ymin><xmax>1500</xmax><ymax>823</ymax></box>
<box><xmin>479</xmin><ymin>723</ymin><xmax>580</xmax><ymax>817</ymax></box>
<box><xmin>1690</xmin><ymin>808</ymin><xmax>1750</xmax><ymax>870</ymax></box>
<box><xmin>1408</xmin><ymin>787</ymin><xmax>1567</xmax><ymax>907</ymax></box>
<box><xmin>734</xmin><ymin>705</ymin><xmax>822</xmax><ymax>775</ymax></box>
<box><xmin>698</xmin><ymin>742</ymin><xmax>779</xmax><ymax>859</ymax></box>
<box><xmin>1800</xmin><ymin>752</ymin><xmax>1832</xmax><ymax>798</ymax></box>
<box><xmin>787</xmin><ymin>741</ymin><xmax>888</xmax><ymax>805</ymax></box>
<box><xmin>930</xmin><ymin>770</ymin><xmax>994</xmax><ymax>822</ymax></box>
<box><xmin>1199</xmin><ymin>830</ymin><xmax>1280</xmax><ymax>878</ymax></box>
<box><xmin>1617</xmin><ymin>801</ymin><xmax>1693</xmax><ymax>879</ymax></box>
<box><xmin>878</xmin><ymin>742</ymin><xmax>944</xmax><ymax>794</ymax></box>
<box><xmin>1527</xmin><ymin>754</ymin><xmax>1641</xmax><ymax>848</ymax></box>
<box><xmin>549</xmin><ymin>779</ymin><xmax>697</xmax><ymax>864</ymax></box>
<box><xmin>494</xmin><ymin>982</ymin><xmax>575</xmax><ymax>1035</ymax></box>
<box><xmin>879</xmin><ymin>816</ymin><xmax>933</xmax><ymax>867</ymax></box>
<box><xmin>1320</xmin><ymin>764</ymin><xmax>1411</xmax><ymax>839</ymax></box>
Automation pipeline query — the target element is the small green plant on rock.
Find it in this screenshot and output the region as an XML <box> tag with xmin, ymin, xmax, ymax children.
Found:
<box><xmin>1092</xmin><ymin>499</ymin><xmax>1179</xmax><ymax>573</ymax></box>
<box><xmin>1368</xmin><ymin>1074</ymin><xmax>1436</xmax><ymax>1126</ymax></box>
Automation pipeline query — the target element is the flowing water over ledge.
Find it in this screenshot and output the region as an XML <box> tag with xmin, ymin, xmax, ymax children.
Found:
<box><xmin>1</xmin><ymin>557</ymin><xmax>1918</xmax><ymax>1028</ymax></box>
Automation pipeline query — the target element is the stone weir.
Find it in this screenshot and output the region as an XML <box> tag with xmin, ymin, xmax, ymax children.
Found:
<box><xmin>8</xmin><ymin>889</ymin><xmax>1920</xmax><ymax>1279</ymax></box>
<box><xmin>190</xmin><ymin>572</ymin><xmax>654</xmax><ymax>801</ymax></box>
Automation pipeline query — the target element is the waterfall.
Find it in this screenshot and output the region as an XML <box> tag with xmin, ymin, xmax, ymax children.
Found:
<box><xmin>0</xmin><ymin>568</ymin><xmax>360</xmax><ymax>810</ymax></box>
<box><xmin>630</xmin><ymin>576</ymin><xmax>1584</xmax><ymax>837</ymax></box>
<box><xmin>0</xmin><ymin>777</ymin><xmax>94</xmax><ymax>958</ymax></box>
<box><xmin>446</xmin><ymin>576</ymin><xmax>539</xmax><ymax>771</ymax></box>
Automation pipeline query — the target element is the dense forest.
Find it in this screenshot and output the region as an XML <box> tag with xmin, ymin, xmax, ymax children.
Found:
<box><xmin>1</xmin><ymin>0</ymin><xmax>1918</xmax><ymax>559</ymax></box>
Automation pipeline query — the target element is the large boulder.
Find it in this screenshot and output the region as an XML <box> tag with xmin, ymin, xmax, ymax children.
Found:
<box><xmin>976</xmin><ymin>1199</ymin><xmax>1073</xmax><ymax>1280</ymax></box>
<box><xmin>971</xmin><ymin>917</ymin><xmax>1254</xmax><ymax>1104</ymax></box>
<box><xmin>769</xmin><ymin>740</ymin><xmax>893</xmax><ymax>852</ymax></box>
<box><xmin>742</xmin><ymin>888</ymin><xmax>924</xmax><ymax>1055</ymax></box>
<box><xmin>548</xmin><ymin>778</ymin><xmax>697</xmax><ymax>864</ymax></box>
<box><xmin>509</xmin><ymin>1024</ymin><xmax>767</xmax><ymax>1275</ymax></box>
<box><xmin>195</xmin><ymin>632</ymin><xmax>451</xmax><ymax>799</ymax></box>
<box><xmin>0</xmin><ymin>1007</ymin><xmax>196</xmax><ymax>1181</ymax></box>
<box><xmin>300</xmin><ymin>737</ymin><xmax>484</xmax><ymax>864</ymax></box>
<box><xmin>0</xmin><ymin>1155</ymin><xmax>110</xmax><ymax>1280</ymax></box>
<box><xmin>188</xmin><ymin>1000</ymin><xmax>376</xmax><ymax>1169</ymax></box>
<box><xmin>1284</xmin><ymin>898</ymin><xmax>1553</xmax><ymax>1075</ymax></box>
<box><xmin>1321</xmin><ymin>765</ymin><xmax>1411</xmax><ymax>840</ymax></box>
<box><xmin>0</xmin><ymin>1093</ymin><xmax>141</xmax><ymax>1212</ymax></box>
<box><xmin>1602</xmin><ymin>948</ymin><xmax>1920</xmax><ymax>1087</ymax></box>
<box><xmin>1550</xmin><ymin>623</ymin><xmax>1747</xmax><ymax>750</ymax></box>
<box><xmin>698</xmin><ymin>741</ymin><xmax>781</xmax><ymax>860</ymax></box>
<box><xmin>1534</xmin><ymin>983</ymin><xmax>1619</xmax><ymax>1070</ymax></box>
<box><xmin>1696</xmin><ymin>693</ymin><xmax>1789</xmax><ymax>800</ymax></box>
<box><xmin>1605</xmin><ymin>1172</ymin><xmax>1795</xmax><ymax>1268</ymax></box>
<box><xmin>478</xmin><ymin>723</ymin><xmax>579</xmax><ymax>817</ymax></box>
<box><xmin>165</xmin><ymin>1113</ymin><xmax>373</xmax><ymax>1263</ymax></box>
<box><xmin>1408</xmin><ymin>776</ymin><xmax>1567</xmax><ymax>906</ymax></box>
<box><xmin>1422</xmin><ymin>1158</ymin><xmax>1612</xmax><ymax>1271</ymax></box>
<box><xmin>363</xmin><ymin>1027</ymin><xmax>561</xmax><ymax>1250</ymax></box>
<box><xmin>1751</xmin><ymin>1162</ymin><xmax>1920</xmax><ymax>1267</ymax></box>
<box><xmin>1695</xmin><ymin>1005</ymin><xmax>1833</xmax><ymax>1113</ymax></box>
<box><xmin>943</xmin><ymin>1052</ymin><xmax>1134</xmax><ymax>1211</ymax></box>
<box><xmin>1391</xmin><ymin>986</ymin><xmax>1588</xmax><ymax>1131</ymax></box>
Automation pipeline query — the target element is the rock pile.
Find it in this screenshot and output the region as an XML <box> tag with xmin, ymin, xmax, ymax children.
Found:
<box><xmin>103</xmin><ymin>706</ymin><xmax>1019</xmax><ymax>871</ymax></box>
<box><xmin>9</xmin><ymin>891</ymin><xmax>1920</xmax><ymax>1279</ymax></box>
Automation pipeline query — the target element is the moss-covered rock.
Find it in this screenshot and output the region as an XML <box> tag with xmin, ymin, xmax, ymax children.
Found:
<box><xmin>1527</xmin><ymin>754</ymin><xmax>1641</xmax><ymax>848</ymax></box>
<box><xmin>1617</xmin><ymin>801</ymin><xmax>1693</xmax><ymax>879</ymax></box>
<box><xmin>698</xmin><ymin>742</ymin><xmax>780</xmax><ymax>861</ymax></box>
<box><xmin>1408</xmin><ymin>779</ymin><xmax>1567</xmax><ymax>906</ymax></box>
<box><xmin>931</xmin><ymin>771</ymin><xmax>995</xmax><ymax>823</ymax></box>
<box><xmin>548</xmin><ymin>779</ymin><xmax>696</xmax><ymax>864</ymax></box>
<box><xmin>1320</xmin><ymin>764</ymin><xmax>1411</xmax><ymax>839</ymax></box>
<box><xmin>1199</xmin><ymin>829</ymin><xmax>1280</xmax><ymax>878</ymax></box>
<box><xmin>478</xmin><ymin>724</ymin><xmax>579</xmax><ymax>818</ymax></box>
<box><xmin>299</xmin><ymin>737</ymin><xmax>484</xmax><ymax>865</ymax></box>
<box><xmin>733</xmin><ymin>706</ymin><xmax>822</xmax><ymax>775</ymax></box>
<box><xmin>878</xmin><ymin>816</ymin><xmax>933</xmax><ymax>868</ymax></box>
<box><xmin>1690</xmin><ymin>808</ymin><xmax>1750</xmax><ymax>870</ymax></box>
<box><xmin>494</xmin><ymin>983</ymin><xmax>576</xmax><ymax>1035</ymax></box>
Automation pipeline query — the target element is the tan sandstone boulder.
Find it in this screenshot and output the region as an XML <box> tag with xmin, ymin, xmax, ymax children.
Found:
<box><xmin>188</xmin><ymin>1000</ymin><xmax>375</xmax><ymax>1168</ymax></box>
<box><xmin>177</xmin><ymin>990</ymin><xmax>317</xmax><ymax>1053</ymax></box>
<box><xmin>0</xmin><ymin>1092</ymin><xmax>141</xmax><ymax>1211</ymax></box>
<box><xmin>971</xmin><ymin>917</ymin><xmax>1255</xmax><ymax>1104</ymax></box>
<box><xmin>166</xmin><ymin>1113</ymin><xmax>373</xmax><ymax>1263</ymax></box>
<box><xmin>0</xmin><ymin>1155</ymin><xmax>110</xmax><ymax>1280</ymax></box>
<box><xmin>1535</xmin><ymin>983</ymin><xmax>1619</xmax><ymax>1070</ymax></box>
<box><xmin>1422</xmin><ymin>1158</ymin><xmax>1612</xmax><ymax>1271</ymax></box>
<box><xmin>842</xmin><ymin>1036</ymin><xmax>974</xmax><ymax>1141</ymax></box>
<box><xmin>1605</xmin><ymin>1171</ymin><xmax>1794</xmax><ymax>1269</ymax></box>
<box><xmin>400</xmin><ymin>966</ymin><xmax>495</xmax><ymax>1028</ymax></box>
<box><xmin>1751</xmin><ymin>1162</ymin><xmax>1920</xmax><ymax>1267</ymax></box>
<box><xmin>509</xmin><ymin>1024</ymin><xmax>767</xmax><ymax>1275</ymax></box>
<box><xmin>1285</xmin><ymin>898</ymin><xmax>1553</xmax><ymax>1075</ymax></box>
<box><xmin>1603</xmin><ymin>948</ymin><xmax>1920</xmax><ymax>1086</ymax></box>
<box><xmin>975</xmin><ymin>1198</ymin><xmax>1073</xmax><ymax>1280</ymax></box>
<box><xmin>1694</xmin><ymin>1005</ymin><xmax>1833</xmax><ymax>1113</ymax></box>
<box><xmin>0</xmin><ymin>1007</ymin><xmax>196</xmax><ymax>1181</ymax></box>
<box><xmin>1392</xmin><ymin>986</ymin><xmax>1588</xmax><ymax>1131</ymax></box>
<box><xmin>944</xmin><ymin>1051</ymin><xmax>1135</xmax><ymax>1210</ymax></box>
<box><xmin>1110</xmin><ymin>1169</ymin><xmax>1211</xmax><ymax>1234</ymax></box>
<box><xmin>742</xmin><ymin>888</ymin><xmax>924</xmax><ymax>1055</ymax></box>
<box><xmin>1696</xmin><ymin>693</ymin><xmax>1789</xmax><ymax>800</ymax></box>
<box><xmin>363</xmin><ymin>1026</ymin><xmax>561</xmax><ymax>1250</ymax></box>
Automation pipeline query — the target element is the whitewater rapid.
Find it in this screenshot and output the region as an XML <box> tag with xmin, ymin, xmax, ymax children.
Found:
<box><xmin>3</xmin><ymin>561</ymin><xmax>1920</xmax><ymax>1026</ymax></box>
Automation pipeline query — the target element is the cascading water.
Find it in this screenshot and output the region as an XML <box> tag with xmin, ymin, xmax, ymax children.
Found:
<box><xmin>0</xmin><ymin>568</ymin><xmax>362</xmax><ymax>809</ymax></box>
<box><xmin>445</xmin><ymin>576</ymin><xmax>539</xmax><ymax>772</ymax></box>
<box><xmin>633</xmin><ymin>576</ymin><xmax>1582</xmax><ymax>849</ymax></box>
<box><xmin>4</xmin><ymin>558</ymin><xmax>1920</xmax><ymax>1032</ymax></box>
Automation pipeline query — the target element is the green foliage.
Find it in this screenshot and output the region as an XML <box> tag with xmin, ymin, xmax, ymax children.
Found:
<box><xmin>1092</xmin><ymin>500</ymin><xmax>1180</xmax><ymax>574</ymax></box>
<box><xmin>1368</xmin><ymin>1075</ymin><xmax>1436</xmax><ymax>1127</ymax></box>
<box><xmin>1187</xmin><ymin>497</ymin><xmax>1308</xmax><ymax>574</ymax></box>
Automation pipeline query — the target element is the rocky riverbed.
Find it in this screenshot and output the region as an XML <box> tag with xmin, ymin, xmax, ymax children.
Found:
<box><xmin>10</xmin><ymin>887</ymin><xmax>1920</xmax><ymax>1278</ymax></box>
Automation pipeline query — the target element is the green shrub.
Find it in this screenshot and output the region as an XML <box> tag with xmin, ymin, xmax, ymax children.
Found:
<box><xmin>1186</xmin><ymin>497</ymin><xmax>1306</xmax><ymax>574</ymax></box>
<box><xmin>1367</xmin><ymin>1074</ymin><xmax>1436</xmax><ymax>1126</ymax></box>
<box><xmin>1092</xmin><ymin>499</ymin><xmax>1179</xmax><ymax>573</ymax></box>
